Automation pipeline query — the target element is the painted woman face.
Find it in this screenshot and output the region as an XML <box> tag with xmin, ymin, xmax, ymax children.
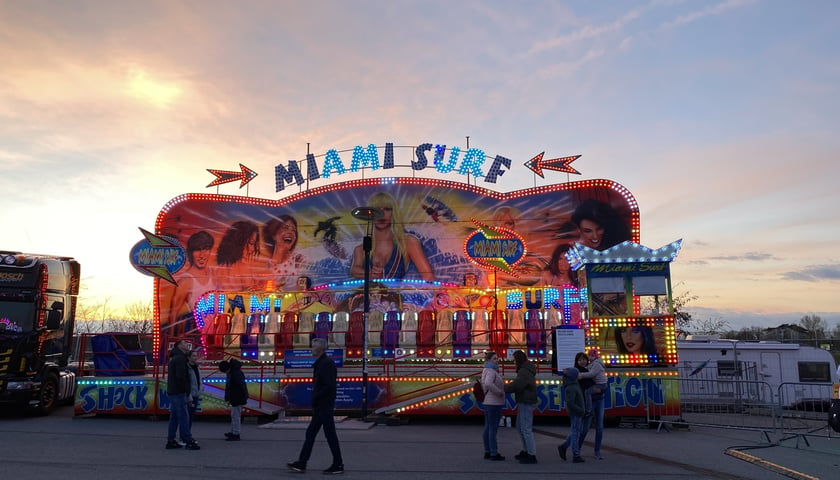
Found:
<box><xmin>621</xmin><ymin>327</ymin><xmax>645</xmax><ymax>354</ymax></box>
<box><xmin>556</xmin><ymin>254</ymin><xmax>571</xmax><ymax>274</ymax></box>
<box><xmin>374</xmin><ymin>206</ymin><xmax>393</xmax><ymax>231</ymax></box>
<box><xmin>274</xmin><ymin>219</ymin><xmax>297</xmax><ymax>253</ymax></box>
<box><xmin>578</xmin><ymin>219</ymin><xmax>605</xmax><ymax>249</ymax></box>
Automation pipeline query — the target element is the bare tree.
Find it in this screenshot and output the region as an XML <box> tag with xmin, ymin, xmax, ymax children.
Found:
<box><xmin>74</xmin><ymin>319</ymin><xmax>105</xmax><ymax>334</ymax></box>
<box><xmin>693</xmin><ymin>317</ymin><xmax>730</xmax><ymax>336</ymax></box>
<box><xmin>122</xmin><ymin>300</ymin><xmax>154</xmax><ymax>334</ymax></box>
<box><xmin>799</xmin><ymin>314</ymin><xmax>827</xmax><ymax>340</ymax></box>
<box><xmin>831</xmin><ymin>322</ymin><xmax>840</xmax><ymax>340</ymax></box>
<box><xmin>671</xmin><ymin>286</ymin><xmax>699</xmax><ymax>330</ymax></box>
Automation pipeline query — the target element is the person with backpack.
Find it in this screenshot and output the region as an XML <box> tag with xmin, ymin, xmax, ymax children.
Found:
<box><xmin>480</xmin><ymin>351</ymin><xmax>505</xmax><ymax>461</ymax></box>
<box><xmin>219</xmin><ymin>359</ymin><xmax>248</xmax><ymax>441</ymax></box>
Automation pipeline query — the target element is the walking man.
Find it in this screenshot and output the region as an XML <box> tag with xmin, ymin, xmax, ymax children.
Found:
<box><xmin>288</xmin><ymin>338</ymin><xmax>344</xmax><ymax>474</ymax></box>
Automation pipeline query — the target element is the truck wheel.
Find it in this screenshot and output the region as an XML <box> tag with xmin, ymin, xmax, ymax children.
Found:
<box><xmin>33</xmin><ymin>373</ymin><xmax>59</xmax><ymax>416</ymax></box>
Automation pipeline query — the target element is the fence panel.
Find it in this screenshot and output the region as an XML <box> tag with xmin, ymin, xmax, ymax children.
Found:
<box><xmin>777</xmin><ymin>382</ymin><xmax>838</xmax><ymax>440</ymax></box>
<box><xmin>646</xmin><ymin>377</ymin><xmax>777</xmax><ymax>435</ymax></box>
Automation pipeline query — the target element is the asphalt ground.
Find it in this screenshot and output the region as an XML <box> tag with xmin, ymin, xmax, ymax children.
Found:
<box><xmin>0</xmin><ymin>406</ymin><xmax>837</xmax><ymax>479</ymax></box>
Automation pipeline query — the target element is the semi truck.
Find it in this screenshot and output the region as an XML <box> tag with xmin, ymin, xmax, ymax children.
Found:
<box><xmin>0</xmin><ymin>251</ymin><xmax>80</xmax><ymax>414</ymax></box>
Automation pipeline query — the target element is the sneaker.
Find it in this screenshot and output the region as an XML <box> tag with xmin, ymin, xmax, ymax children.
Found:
<box><xmin>224</xmin><ymin>432</ymin><xmax>235</xmax><ymax>438</ymax></box>
<box><xmin>483</xmin><ymin>452</ymin><xmax>491</xmax><ymax>459</ymax></box>
<box><xmin>323</xmin><ymin>464</ymin><xmax>344</xmax><ymax>474</ymax></box>
<box><xmin>519</xmin><ymin>454</ymin><xmax>537</xmax><ymax>464</ymax></box>
<box><xmin>558</xmin><ymin>445</ymin><xmax>567</xmax><ymax>460</ymax></box>
<box><xmin>489</xmin><ymin>454</ymin><xmax>505</xmax><ymax>461</ymax></box>
<box><xmin>573</xmin><ymin>456</ymin><xmax>585</xmax><ymax>463</ymax></box>
<box><xmin>184</xmin><ymin>440</ymin><xmax>200</xmax><ymax>450</ymax></box>
<box><xmin>225</xmin><ymin>434</ymin><xmax>241</xmax><ymax>441</ymax></box>
<box><xmin>595</xmin><ymin>452</ymin><xmax>604</xmax><ymax>460</ymax></box>
<box><xmin>165</xmin><ymin>440</ymin><xmax>182</xmax><ymax>449</ymax></box>
<box><xmin>514</xmin><ymin>450</ymin><xmax>527</xmax><ymax>460</ymax></box>
<box><xmin>287</xmin><ymin>461</ymin><xmax>306</xmax><ymax>473</ymax></box>
<box><xmin>176</xmin><ymin>439</ymin><xmax>186</xmax><ymax>446</ymax></box>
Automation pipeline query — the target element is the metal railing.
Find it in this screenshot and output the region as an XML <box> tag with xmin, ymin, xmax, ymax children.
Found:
<box><xmin>645</xmin><ymin>377</ymin><xmax>837</xmax><ymax>441</ymax></box>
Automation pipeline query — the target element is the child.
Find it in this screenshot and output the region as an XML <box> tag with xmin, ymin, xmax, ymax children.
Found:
<box><xmin>218</xmin><ymin>359</ymin><xmax>248</xmax><ymax>441</ymax></box>
<box><xmin>558</xmin><ymin>367</ymin><xmax>585</xmax><ymax>463</ymax></box>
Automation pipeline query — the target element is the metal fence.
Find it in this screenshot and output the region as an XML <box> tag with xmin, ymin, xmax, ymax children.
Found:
<box><xmin>645</xmin><ymin>376</ymin><xmax>838</xmax><ymax>441</ymax></box>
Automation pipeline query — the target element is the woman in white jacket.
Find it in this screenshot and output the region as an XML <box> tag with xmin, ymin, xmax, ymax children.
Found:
<box><xmin>481</xmin><ymin>351</ymin><xmax>506</xmax><ymax>461</ymax></box>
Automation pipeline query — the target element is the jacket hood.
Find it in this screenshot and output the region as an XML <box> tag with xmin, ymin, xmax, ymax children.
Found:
<box><xmin>518</xmin><ymin>360</ymin><xmax>536</xmax><ymax>375</ymax></box>
<box><xmin>229</xmin><ymin>359</ymin><xmax>243</xmax><ymax>370</ymax></box>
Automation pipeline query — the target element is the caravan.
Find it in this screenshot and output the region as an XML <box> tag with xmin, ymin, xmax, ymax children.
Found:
<box><xmin>677</xmin><ymin>336</ymin><xmax>838</xmax><ymax>411</ymax></box>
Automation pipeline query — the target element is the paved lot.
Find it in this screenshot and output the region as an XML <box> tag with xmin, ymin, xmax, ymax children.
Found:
<box><xmin>0</xmin><ymin>406</ymin><xmax>837</xmax><ymax>479</ymax></box>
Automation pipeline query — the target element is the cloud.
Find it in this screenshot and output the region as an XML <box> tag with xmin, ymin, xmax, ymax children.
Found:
<box><xmin>660</xmin><ymin>0</ymin><xmax>760</xmax><ymax>29</ymax></box>
<box><xmin>781</xmin><ymin>264</ymin><xmax>840</xmax><ymax>282</ymax></box>
<box><xmin>706</xmin><ymin>252</ymin><xmax>779</xmax><ymax>262</ymax></box>
<box><xmin>686</xmin><ymin>306</ymin><xmax>840</xmax><ymax>330</ymax></box>
<box><xmin>528</xmin><ymin>8</ymin><xmax>642</xmax><ymax>54</ymax></box>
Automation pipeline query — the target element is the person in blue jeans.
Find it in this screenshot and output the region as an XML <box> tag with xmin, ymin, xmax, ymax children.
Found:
<box><xmin>166</xmin><ymin>340</ymin><xmax>199</xmax><ymax>450</ymax></box>
<box><xmin>480</xmin><ymin>351</ymin><xmax>505</xmax><ymax>460</ymax></box>
<box><xmin>504</xmin><ymin>350</ymin><xmax>538</xmax><ymax>464</ymax></box>
<box><xmin>558</xmin><ymin>367</ymin><xmax>585</xmax><ymax>463</ymax></box>
<box><xmin>578</xmin><ymin>348</ymin><xmax>607</xmax><ymax>459</ymax></box>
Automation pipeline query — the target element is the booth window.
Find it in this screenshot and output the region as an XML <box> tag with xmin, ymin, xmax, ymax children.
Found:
<box><xmin>634</xmin><ymin>276</ymin><xmax>667</xmax><ymax>315</ymax></box>
<box><xmin>590</xmin><ymin>277</ymin><xmax>626</xmax><ymax>316</ymax></box>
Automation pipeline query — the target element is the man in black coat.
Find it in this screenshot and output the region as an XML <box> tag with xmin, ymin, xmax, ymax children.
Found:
<box><xmin>288</xmin><ymin>338</ymin><xmax>344</xmax><ymax>474</ymax></box>
<box><xmin>166</xmin><ymin>340</ymin><xmax>199</xmax><ymax>450</ymax></box>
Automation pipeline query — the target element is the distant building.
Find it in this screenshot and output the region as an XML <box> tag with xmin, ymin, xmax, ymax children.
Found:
<box><xmin>762</xmin><ymin>323</ymin><xmax>809</xmax><ymax>342</ymax></box>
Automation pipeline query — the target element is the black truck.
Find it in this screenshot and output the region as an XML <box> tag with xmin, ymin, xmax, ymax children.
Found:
<box><xmin>0</xmin><ymin>251</ymin><xmax>80</xmax><ymax>414</ymax></box>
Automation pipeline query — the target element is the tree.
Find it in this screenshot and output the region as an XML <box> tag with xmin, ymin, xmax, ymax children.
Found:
<box><xmin>688</xmin><ymin>316</ymin><xmax>730</xmax><ymax>336</ymax></box>
<box><xmin>799</xmin><ymin>314</ymin><xmax>827</xmax><ymax>340</ymax></box>
<box><xmin>122</xmin><ymin>300</ymin><xmax>154</xmax><ymax>334</ymax></box>
<box><xmin>640</xmin><ymin>282</ymin><xmax>698</xmax><ymax>331</ymax></box>
<box><xmin>671</xmin><ymin>288</ymin><xmax>699</xmax><ymax>329</ymax></box>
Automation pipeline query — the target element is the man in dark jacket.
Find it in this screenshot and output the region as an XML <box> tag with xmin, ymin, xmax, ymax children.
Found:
<box><xmin>219</xmin><ymin>359</ymin><xmax>248</xmax><ymax>441</ymax></box>
<box><xmin>288</xmin><ymin>338</ymin><xmax>344</xmax><ymax>474</ymax></box>
<box><xmin>166</xmin><ymin>340</ymin><xmax>199</xmax><ymax>450</ymax></box>
<box><xmin>504</xmin><ymin>350</ymin><xmax>538</xmax><ymax>464</ymax></box>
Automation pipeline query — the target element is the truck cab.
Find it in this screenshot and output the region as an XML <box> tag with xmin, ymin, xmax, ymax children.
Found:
<box><xmin>0</xmin><ymin>251</ymin><xmax>80</xmax><ymax>414</ymax></box>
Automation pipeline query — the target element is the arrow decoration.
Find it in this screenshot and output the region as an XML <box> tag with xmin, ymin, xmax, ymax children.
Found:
<box><xmin>206</xmin><ymin>163</ymin><xmax>258</xmax><ymax>188</ymax></box>
<box><xmin>524</xmin><ymin>152</ymin><xmax>581</xmax><ymax>177</ymax></box>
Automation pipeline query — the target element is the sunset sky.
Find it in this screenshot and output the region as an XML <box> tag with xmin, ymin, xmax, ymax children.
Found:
<box><xmin>2</xmin><ymin>0</ymin><xmax>838</xmax><ymax>330</ymax></box>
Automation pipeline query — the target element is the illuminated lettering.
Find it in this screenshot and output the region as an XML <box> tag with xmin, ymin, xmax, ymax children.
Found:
<box><xmin>484</xmin><ymin>154</ymin><xmax>512</xmax><ymax>184</ymax></box>
<box><xmin>414</xmin><ymin>143</ymin><xmax>431</xmax><ymax>170</ymax></box>
<box><xmin>321</xmin><ymin>149</ymin><xmax>347</xmax><ymax>178</ymax></box>
<box><xmin>275</xmin><ymin>142</ymin><xmax>511</xmax><ymax>189</ymax></box>
<box><xmin>349</xmin><ymin>144</ymin><xmax>381</xmax><ymax>172</ymax></box>
<box><xmin>274</xmin><ymin>161</ymin><xmax>305</xmax><ymax>192</ymax></box>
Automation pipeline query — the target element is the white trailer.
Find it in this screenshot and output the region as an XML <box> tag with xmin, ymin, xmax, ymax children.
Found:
<box><xmin>676</xmin><ymin>336</ymin><xmax>838</xmax><ymax>410</ymax></box>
